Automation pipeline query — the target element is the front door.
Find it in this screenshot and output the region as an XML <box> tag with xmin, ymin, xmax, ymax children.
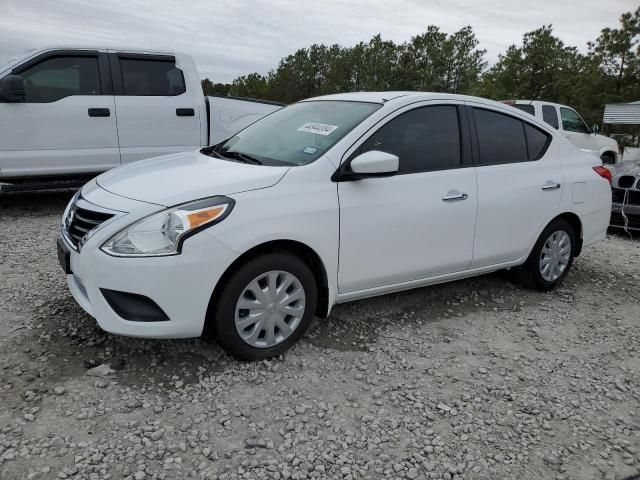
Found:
<box><xmin>337</xmin><ymin>103</ymin><xmax>477</xmax><ymax>294</ymax></box>
<box><xmin>0</xmin><ymin>51</ymin><xmax>119</xmax><ymax>179</ymax></box>
<box><xmin>559</xmin><ymin>106</ymin><xmax>596</xmax><ymax>152</ymax></box>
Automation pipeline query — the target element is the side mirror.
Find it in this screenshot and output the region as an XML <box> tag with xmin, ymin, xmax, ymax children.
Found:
<box><xmin>591</xmin><ymin>123</ymin><xmax>599</xmax><ymax>134</ymax></box>
<box><xmin>0</xmin><ymin>75</ymin><xmax>25</xmax><ymax>102</ymax></box>
<box><xmin>349</xmin><ymin>150</ymin><xmax>399</xmax><ymax>177</ymax></box>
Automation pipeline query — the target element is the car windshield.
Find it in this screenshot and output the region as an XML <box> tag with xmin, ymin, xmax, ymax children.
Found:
<box><xmin>207</xmin><ymin>100</ymin><xmax>381</xmax><ymax>166</ymax></box>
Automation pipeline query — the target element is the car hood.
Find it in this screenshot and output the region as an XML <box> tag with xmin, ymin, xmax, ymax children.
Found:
<box><xmin>96</xmin><ymin>150</ymin><xmax>290</xmax><ymax>207</ymax></box>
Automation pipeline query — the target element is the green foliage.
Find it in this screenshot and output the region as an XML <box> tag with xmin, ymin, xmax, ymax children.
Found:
<box><xmin>201</xmin><ymin>8</ymin><xmax>639</xmax><ymax>127</ymax></box>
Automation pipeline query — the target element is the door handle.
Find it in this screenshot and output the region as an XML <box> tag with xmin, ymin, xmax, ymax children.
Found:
<box><xmin>442</xmin><ymin>191</ymin><xmax>469</xmax><ymax>202</ymax></box>
<box><xmin>88</xmin><ymin>108</ymin><xmax>110</xmax><ymax>117</ymax></box>
<box><xmin>176</xmin><ymin>108</ymin><xmax>195</xmax><ymax>117</ymax></box>
<box><xmin>541</xmin><ymin>182</ymin><xmax>561</xmax><ymax>191</ymax></box>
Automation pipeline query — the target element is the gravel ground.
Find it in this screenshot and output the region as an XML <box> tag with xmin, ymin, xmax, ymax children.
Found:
<box><xmin>1</xmin><ymin>190</ymin><xmax>639</xmax><ymax>480</ymax></box>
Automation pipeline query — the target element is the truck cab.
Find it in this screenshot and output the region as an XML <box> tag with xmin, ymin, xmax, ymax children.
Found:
<box><xmin>502</xmin><ymin>100</ymin><xmax>620</xmax><ymax>165</ymax></box>
<box><xmin>0</xmin><ymin>46</ymin><xmax>282</xmax><ymax>189</ymax></box>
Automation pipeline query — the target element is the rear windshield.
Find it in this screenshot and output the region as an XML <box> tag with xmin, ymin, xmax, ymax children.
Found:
<box><xmin>513</xmin><ymin>104</ymin><xmax>535</xmax><ymax>115</ymax></box>
<box><xmin>209</xmin><ymin>100</ymin><xmax>381</xmax><ymax>166</ymax></box>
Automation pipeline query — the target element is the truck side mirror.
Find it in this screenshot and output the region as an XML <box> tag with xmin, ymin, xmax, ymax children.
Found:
<box><xmin>0</xmin><ymin>75</ymin><xmax>25</xmax><ymax>102</ymax></box>
<box><xmin>591</xmin><ymin>123</ymin><xmax>599</xmax><ymax>134</ymax></box>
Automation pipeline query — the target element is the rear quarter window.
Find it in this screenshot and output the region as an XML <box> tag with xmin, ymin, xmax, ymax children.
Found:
<box><xmin>542</xmin><ymin>105</ymin><xmax>559</xmax><ymax>129</ymax></box>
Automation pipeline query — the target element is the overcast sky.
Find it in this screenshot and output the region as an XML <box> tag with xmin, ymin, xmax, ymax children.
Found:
<box><xmin>1</xmin><ymin>0</ymin><xmax>636</xmax><ymax>83</ymax></box>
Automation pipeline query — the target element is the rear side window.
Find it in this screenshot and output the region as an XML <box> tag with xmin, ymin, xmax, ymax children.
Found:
<box><xmin>359</xmin><ymin>105</ymin><xmax>461</xmax><ymax>173</ymax></box>
<box><xmin>524</xmin><ymin>124</ymin><xmax>551</xmax><ymax>160</ymax></box>
<box><xmin>18</xmin><ymin>56</ymin><xmax>100</xmax><ymax>103</ymax></box>
<box><xmin>474</xmin><ymin>108</ymin><xmax>527</xmax><ymax>164</ymax></box>
<box><xmin>542</xmin><ymin>105</ymin><xmax>559</xmax><ymax>129</ymax></box>
<box><xmin>513</xmin><ymin>104</ymin><xmax>535</xmax><ymax>115</ymax></box>
<box><xmin>119</xmin><ymin>58</ymin><xmax>186</xmax><ymax>96</ymax></box>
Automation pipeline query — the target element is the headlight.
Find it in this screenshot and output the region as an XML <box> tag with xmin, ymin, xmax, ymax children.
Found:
<box><xmin>100</xmin><ymin>196</ymin><xmax>234</xmax><ymax>257</ymax></box>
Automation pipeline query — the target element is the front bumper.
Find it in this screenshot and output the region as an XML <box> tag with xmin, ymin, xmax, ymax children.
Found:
<box><xmin>60</xmin><ymin>190</ymin><xmax>238</xmax><ymax>339</ymax></box>
<box><xmin>610</xmin><ymin>202</ymin><xmax>640</xmax><ymax>231</ymax></box>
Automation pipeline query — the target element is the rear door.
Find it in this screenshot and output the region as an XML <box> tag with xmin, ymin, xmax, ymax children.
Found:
<box><xmin>0</xmin><ymin>50</ymin><xmax>119</xmax><ymax>179</ymax></box>
<box><xmin>468</xmin><ymin>104</ymin><xmax>562</xmax><ymax>268</ymax></box>
<box><xmin>109</xmin><ymin>53</ymin><xmax>202</xmax><ymax>164</ymax></box>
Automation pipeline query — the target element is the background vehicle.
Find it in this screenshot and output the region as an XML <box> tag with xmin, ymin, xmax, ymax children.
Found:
<box><xmin>58</xmin><ymin>92</ymin><xmax>612</xmax><ymax>360</ymax></box>
<box><xmin>0</xmin><ymin>46</ymin><xmax>282</xmax><ymax>189</ymax></box>
<box><xmin>502</xmin><ymin>100</ymin><xmax>620</xmax><ymax>165</ymax></box>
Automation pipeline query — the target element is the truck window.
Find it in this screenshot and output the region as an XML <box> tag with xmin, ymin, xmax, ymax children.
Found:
<box><xmin>119</xmin><ymin>58</ymin><xmax>186</xmax><ymax>96</ymax></box>
<box><xmin>513</xmin><ymin>104</ymin><xmax>534</xmax><ymax>115</ymax></box>
<box><xmin>542</xmin><ymin>105</ymin><xmax>559</xmax><ymax>129</ymax></box>
<box><xmin>18</xmin><ymin>56</ymin><xmax>100</xmax><ymax>103</ymax></box>
<box><xmin>560</xmin><ymin>107</ymin><xmax>590</xmax><ymax>134</ymax></box>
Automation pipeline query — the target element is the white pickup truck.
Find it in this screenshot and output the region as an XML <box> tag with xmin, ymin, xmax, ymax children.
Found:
<box><xmin>0</xmin><ymin>46</ymin><xmax>282</xmax><ymax>188</ymax></box>
<box><xmin>502</xmin><ymin>100</ymin><xmax>620</xmax><ymax>165</ymax></box>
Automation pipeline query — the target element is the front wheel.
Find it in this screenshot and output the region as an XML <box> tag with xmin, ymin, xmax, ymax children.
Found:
<box><xmin>516</xmin><ymin>219</ymin><xmax>576</xmax><ymax>291</ymax></box>
<box><xmin>212</xmin><ymin>252</ymin><xmax>317</xmax><ymax>360</ymax></box>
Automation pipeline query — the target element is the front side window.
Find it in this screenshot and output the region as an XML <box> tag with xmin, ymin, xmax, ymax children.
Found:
<box><xmin>18</xmin><ymin>56</ymin><xmax>100</xmax><ymax>103</ymax></box>
<box><xmin>542</xmin><ymin>105</ymin><xmax>559</xmax><ymax>129</ymax></box>
<box><xmin>211</xmin><ymin>101</ymin><xmax>381</xmax><ymax>166</ymax></box>
<box><xmin>359</xmin><ymin>105</ymin><xmax>461</xmax><ymax>173</ymax></box>
<box><xmin>560</xmin><ymin>107</ymin><xmax>590</xmax><ymax>134</ymax></box>
<box><xmin>119</xmin><ymin>58</ymin><xmax>186</xmax><ymax>96</ymax></box>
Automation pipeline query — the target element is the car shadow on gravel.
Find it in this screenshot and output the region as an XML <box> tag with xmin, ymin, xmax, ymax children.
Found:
<box><xmin>306</xmin><ymin>270</ymin><xmax>528</xmax><ymax>351</ymax></box>
<box><xmin>0</xmin><ymin>190</ymin><xmax>76</xmax><ymax>216</ymax></box>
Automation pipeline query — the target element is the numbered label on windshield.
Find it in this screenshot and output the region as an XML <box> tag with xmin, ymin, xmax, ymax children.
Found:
<box><xmin>297</xmin><ymin>123</ymin><xmax>338</xmax><ymax>136</ymax></box>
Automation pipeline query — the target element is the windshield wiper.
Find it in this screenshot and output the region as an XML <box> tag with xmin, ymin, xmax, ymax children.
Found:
<box><xmin>222</xmin><ymin>151</ymin><xmax>263</xmax><ymax>165</ymax></box>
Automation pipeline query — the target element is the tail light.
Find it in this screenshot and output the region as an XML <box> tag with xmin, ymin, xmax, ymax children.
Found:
<box><xmin>593</xmin><ymin>166</ymin><xmax>612</xmax><ymax>184</ymax></box>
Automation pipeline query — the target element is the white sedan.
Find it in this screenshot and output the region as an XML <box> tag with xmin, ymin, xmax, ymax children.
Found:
<box><xmin>58</xmin><ymin>92</ymin><xmax>612</xmax><ymax>360</ymax></box>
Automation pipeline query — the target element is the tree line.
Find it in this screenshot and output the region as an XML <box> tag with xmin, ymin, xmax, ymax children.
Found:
<box><xmin>202</xmin><ymin>8</ymin><xmax>639</xmax><ymax>127</ymax></box>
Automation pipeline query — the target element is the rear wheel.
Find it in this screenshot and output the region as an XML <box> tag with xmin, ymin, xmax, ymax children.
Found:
<box><xmin>516</xmin><ymin>218</ymin><xmax>576</xmax><ymax>291</ymax></box>
<box><xmin>213</xmin><ymin>252</ymin><xmax>317</xmax><ymax>360</ymax></box>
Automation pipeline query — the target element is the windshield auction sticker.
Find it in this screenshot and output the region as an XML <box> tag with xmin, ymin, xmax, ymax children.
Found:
<box><xmin>297</xmin><ymin>123</ymin><xmax>338</xmax><ymax>136</ymax></box>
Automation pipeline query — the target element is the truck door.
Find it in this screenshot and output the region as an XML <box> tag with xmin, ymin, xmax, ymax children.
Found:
<box><xmin>559</xmin><ymin>107</ymin><xmax>596</xmax><ymax>152</ymax></box>
<box><xmin>109</xmin><ymin>53</ymin><xmax>202</xmax><ymax>164</ymax></box>
<box><xmin>0</xmin><ymin>50</ymin><xmax>120</xmax><ymax>179</ymax></box>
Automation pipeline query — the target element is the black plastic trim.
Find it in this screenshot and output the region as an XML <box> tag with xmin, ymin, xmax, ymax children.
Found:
<box><xmin>101</xmin><ymin>289</ymin><xmax>170</xmax><ymax>322</ymax></box>
<box><xmin>97</xmin><ymin>52</ymin><xmax>113</xmax><ymax>95</ymax></box>
<box><xmin>88</xmin><ymin>108</ymin><xmax>110</xmax><ymax>117</ymax></box>
<box><xmin>11</xmin><ymin>49</ymin><xmax>100</xmax><ymax>75</ymax></box>
<box><xmin>116</xmin><ymin>52</ymin><xmax>176</xmax><ymax>62</ymax></box>
<box><xmin>108</xmin><ymin>53</ymin><xmax>124</xmax><ymax>95</ymax></box>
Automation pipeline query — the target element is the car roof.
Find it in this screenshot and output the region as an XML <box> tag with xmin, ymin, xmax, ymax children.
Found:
<box><xmin>302</xmin><ymin>91</ymin><xmax>494</xmax><ymax>105</ymax></box>
<box><xmin>25</xmin><ymin>45</ymin><xmax>179</xmax><ymax>56</ymax></box>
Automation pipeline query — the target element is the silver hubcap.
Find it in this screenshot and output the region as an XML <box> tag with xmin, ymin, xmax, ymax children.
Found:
<box><xmin>235</xmin><ymin>270</ymin><xmax>306</xmax><ymax>349</ymax></box>
<box><xmin>539</xmin><ymin>230</ymin><xmax>571</xmax><ymax>282</ymax></box>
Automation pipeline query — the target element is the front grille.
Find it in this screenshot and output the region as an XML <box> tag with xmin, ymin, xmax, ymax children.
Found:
<box><xmin>610</xmin><ymin>211</ymin><xmax>640</xmax><ymax>230</ymax></box>
<box><xmin>612</xmin><ymin>188</ymin><xmax>640</xmax><ymax>206</ymax></box>
<box><xmin>65</xmin><ymin>205</ymin><xmax>114</xmax><ymax>248</ymax></box>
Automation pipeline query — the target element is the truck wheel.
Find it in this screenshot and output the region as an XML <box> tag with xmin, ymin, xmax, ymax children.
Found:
<box><xmin>516</xmin><ymin>218</ymin><xmax>576</xmax><ymax>291</ymax></box>
<box><xmin>213</xmin><ymin>252</ymin><xmax>317</xmax><ymax>360</ymax></box>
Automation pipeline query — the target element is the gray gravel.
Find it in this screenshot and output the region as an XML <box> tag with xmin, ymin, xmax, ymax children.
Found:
<box><xmin>1</xmin><ymin>190</ymin><xmax>639</xmax><ymax>480</ymax></box>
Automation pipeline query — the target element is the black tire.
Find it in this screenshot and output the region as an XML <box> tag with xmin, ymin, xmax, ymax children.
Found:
<box><xmin>213</xmin><ymin>252</ymin><xmax>317</xmax><ymax>360</ymax></box>
<box><xmin>516</xmin><ymin>218</ymin><xmax>577</xmax><ymax>291</ymax></box>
